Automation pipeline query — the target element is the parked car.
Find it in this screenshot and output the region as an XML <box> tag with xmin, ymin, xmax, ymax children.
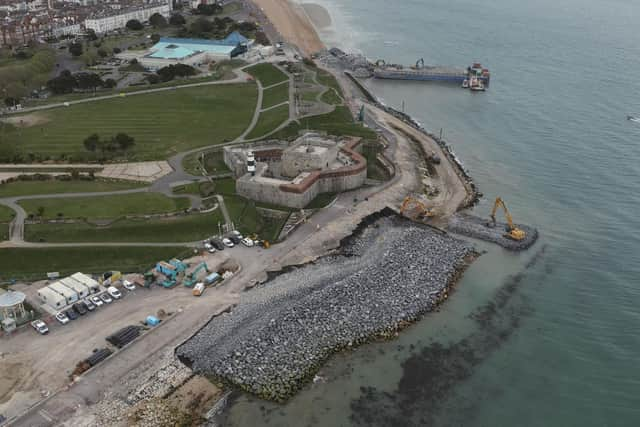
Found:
<box><xmin>122</xmin><ymin>280</ymin><xmax>136</xmax><ymax>291</ymax></box>
<box><xmin>231</xmin><ymin>230</ymin><xmax>243</xmax><ymax>239</ymax></box>
<box><xmin>222</xmin><ymin>238</ymin><xmax>234</xmax><ymax>248</ymax></box>
<box><xmin>229</xmin><ymin>235</ymin><xmax>241</xmax><ymax>244</ymax></box>
<box><xmin>31</xmin><ymin>319</ymin><xmax>49</xmax><ymax>334</ymax></box>
<box><xmin>100</xmin><ymin>293</ymin><xmax>113</xmax><ymax>304</ymax></box>
<box><xmin>65</xmin><ymin>308</ymin><xmax>79</xmax><ymax>320</ymax></box>
<box><xmin>90</xmin><ymin>295</ymin><xmax>104</xmax><ymax>307</ymax></box>
<box><xmin>107</xmin><ymin>286</ymin><xmax>122</xmax><ymax>299</ymax></box>
<box><xmin>204</xmin><ymin>242</ymin><xmax>213</xmax><ymax>250</ymax></box>
<box><xmin>210</xmin><ymin>239</ymin><xmax>225</xmax><ymax>250</ymax></box>
<box><xmin>241</xmin><ymin>237</ymin><xmax>255</xmax><ymax>247</ymax></box>
<box><xmin>55</xmin><ymin>312</ymin><xmax>70</xmax><ymax>325</ymax></box>
<box><xmin>83</xmin><ymin>299</ymin><xmax>96</xmax><ymax>311</ymax></box>
<box><xmin>73</xmin><ymin>302</ymin><xmax>88</xmax><ymax>315</ymax></box>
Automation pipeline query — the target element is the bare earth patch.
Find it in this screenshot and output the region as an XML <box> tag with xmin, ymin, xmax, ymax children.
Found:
<box><xmin>1</xmin><ymin>113</ymin><xmax>50</xmax><ymax>128</ymax></box>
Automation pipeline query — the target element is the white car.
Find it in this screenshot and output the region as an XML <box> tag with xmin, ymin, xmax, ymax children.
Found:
<box><xmin>90</xmin><ymin>295</ymin><xmax>104</xmax><ymax>307</ymax></box>
<box><xmin>107</xmin><ymin>286</ymin><xmax>122</xmax><ymax>299</ymax></box>
<box><xmin>204</xmin><ymin>242</ymin><xmax>213</xmax><ymax>250</ymax></box>
<box><xmin>207</xmin><ymin>246</ymin><xmax>216</xmax><ymax>253</ymax></box>
<box><xmin>100</xmin><ymin>293</ymin><xmax>113</xmax><ymax>304</ymax></box>
<box><xmin>55</xmin><ymin>312</ymin><xmax>69</xmax><ymax>325</ymax></box>
<box><xmin>122</xmin><ymin>280</ymin><xmax>136</xmax><ymax>291</ymax></box>
<box><xmin>31</xmin><ymin>319</ymin><xmax>49</xmax><ymax>334</ymax></box>
<box><xmin>241</xmin><ymin>237</ymin><xmax>254</xmax><ymax>247</ymax></box>
<box><xmin>222</xmin><ymin>238</ymin><xmax>235</xmax><ymax>248</ymax></box>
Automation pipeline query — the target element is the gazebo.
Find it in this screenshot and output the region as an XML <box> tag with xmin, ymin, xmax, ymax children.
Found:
<box><xmin>0</xmin><ymin>290</ymin><xmax>27</xmax><ymax>324</ymax></box>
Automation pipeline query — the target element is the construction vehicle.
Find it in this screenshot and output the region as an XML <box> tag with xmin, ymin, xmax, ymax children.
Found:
<box><xmin>193</xmin><ymin>282</ymin><xmax>205</xmax><ymax>296</ymax></box>
<box><xmin>488</xmin><ymin>197</ymin><xmax>526</xmax><ymax>241</ymax></box>
<box><xmin>184</xmin><ymin>262</ymin><xmax>210</xmax><ymax>288</ymax></box>
<box><xmin>400</xmin><ymin>196</ymin><xmax>435</xmax><ymax>221</ymax></box>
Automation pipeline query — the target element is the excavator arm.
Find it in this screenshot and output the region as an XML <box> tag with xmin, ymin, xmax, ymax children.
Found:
<box><xmin>489</xmin><ymin>197</ymin><xmax>526</xmax><ymax>241</ymax></box>
<box><xmin>400</xmin><ymin>196</ymin><xmax>434</xmax><ymax>221</ymax></box>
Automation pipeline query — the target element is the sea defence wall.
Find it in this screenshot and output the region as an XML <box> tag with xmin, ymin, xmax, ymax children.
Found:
<box><xmin>176</xmin><ymin>211</ymin><xmax>476</xmax><ymax>402</ymax></box>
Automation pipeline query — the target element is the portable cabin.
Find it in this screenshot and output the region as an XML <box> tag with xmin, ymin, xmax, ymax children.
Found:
<box><xmin>156</xmin><ymin>261</ymin><xmax>178</xmax><ymax>279</ymax></box>
<box><xmin>60</xmin><ymin>277</ymin><xmax>89</xmax><ymax>299</ymax></box>
<box><xmin>37</xmin><ymin>286</ymin><xmax>67</xmax><ymax>309</ymax></box>
<box><xmin>48</xmin><ymin>281</ymin><xmax>78</xmax><ymax>305</ymax></box>
<box><xmin>71</xmin><ymin>272</ymin><xmax>100</xmax><ymax>293</ymax></box>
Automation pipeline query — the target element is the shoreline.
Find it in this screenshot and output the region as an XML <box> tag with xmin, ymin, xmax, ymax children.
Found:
<box><xmin>249</xmin><ymin>0</ymin><xmax>325</xmax><ymax>55</ymax></box>
<box><xmin>177</xmin><ymin>209</ymin><xmax>478</xmax><ymax>403</ymax></box>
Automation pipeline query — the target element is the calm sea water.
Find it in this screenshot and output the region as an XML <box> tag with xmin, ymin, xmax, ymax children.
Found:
<box><xmin>225</xmin><ymin>0</ymin><xmax>640</xmax><ymax>425</ymax></box>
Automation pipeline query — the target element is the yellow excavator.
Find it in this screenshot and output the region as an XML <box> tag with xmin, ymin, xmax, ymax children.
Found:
<box><xmin>400</xmin><ymin>196</ymin><xmax>435</xmax><ymax>221</ymax></box>
<box><xmin>488</xmin><ymin>197</ymin><xmax>526</xmax><ymax>241</ymax></box>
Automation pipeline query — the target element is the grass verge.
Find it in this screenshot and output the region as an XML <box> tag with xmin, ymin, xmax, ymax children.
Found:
<box><xmin>0</xmin><ymin>179</ymin><xmax>145</xmax><ymax>197</ymax></box>
<box><xmin>19</xmin><ymin>193</ymin><xmax>190</xmax><ymax>220</ymax></box>
<box><xmin>246</xmin><ymin>104</ymin><xmax>289</xmax><ymax>140</ymax></box>
<box><xmin>182</xmin><ymin>150</ymin><xmax>231</xmax><ymax>176</ymax></box>
<box><xmin>273</xmin><ymin>106</ymin><xmax>376</xmax><ymax>140</ymax></box>
<box><xmin>245</xmin><ymin>63</ymin><xmax>288</xmax><ymax>87</ymax></box>
<box><xmin>0</xmin><ymin>205</ymin><xmax>15</xmax><ymax>223</ymax></box>
<box><xmin>224</xmin><ymin>195</ymin><xmax>289</xmax><ymax>242</ymax></box>
<box><xmin>262</xmin><ymin>82</ymin><xmax>289</xmax><ymax>109</ymax></box>
<box><xmin>25</xmin><ymin>212</ymin><xmax>224</xmax><ymax>243</ymax></box>
<box><xmin>0</xmin><ymin>246</ymin><xmax>192</xmax><ymax>281</ymax></box>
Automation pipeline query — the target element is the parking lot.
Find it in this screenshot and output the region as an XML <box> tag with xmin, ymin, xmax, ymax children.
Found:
<box><xmin>0</xmin><ymin>250</ymin><xmax>243</xmax><ymax>420</ymax></box>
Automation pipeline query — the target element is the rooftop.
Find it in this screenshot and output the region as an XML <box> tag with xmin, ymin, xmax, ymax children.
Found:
<box><xmin>0</xmin><ymin>290</ymin><xmax>26</xmax><ymax>308</ymax></box>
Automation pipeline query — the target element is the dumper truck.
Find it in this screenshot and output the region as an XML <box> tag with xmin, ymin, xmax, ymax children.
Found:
<box><xmin>193</xmin><ymin>282</ymin><xmax>205</xmax><ymax>296</ymax></box>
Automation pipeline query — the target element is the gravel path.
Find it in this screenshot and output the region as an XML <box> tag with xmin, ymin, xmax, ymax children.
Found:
<box><xmin>176</xmin><ymin>212</ymin><xmax>475</xmax><ymax>402</ymax></box>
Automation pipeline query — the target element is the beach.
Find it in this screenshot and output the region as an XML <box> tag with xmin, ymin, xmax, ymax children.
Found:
<box><xmin>250</xmin><ymin>0</ymin><xmax>326</xmax><ymax>55</ymax></box>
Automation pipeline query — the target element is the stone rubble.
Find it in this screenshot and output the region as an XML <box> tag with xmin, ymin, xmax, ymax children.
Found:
<box><xmin>177</xmin><ymin>213</ymin><xmax>475</xmax><ymax>402</ymax></box>
<box><xmin>447</xmin><ymin>213</ymin><xmax>539</xmax><ymax>251</ymax></box>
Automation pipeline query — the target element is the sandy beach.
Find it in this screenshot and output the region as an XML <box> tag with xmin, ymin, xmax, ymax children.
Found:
<box><xmin>250</xmin><ymin>0</ymin><xmax>326</xmax><ymax>55</ymax></box>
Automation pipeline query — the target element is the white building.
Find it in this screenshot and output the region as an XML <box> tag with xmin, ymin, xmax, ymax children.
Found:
<box><xmin>48</xmin><ymin>282</ymin><xmax>78</xmax><ymax>305</ymax></box>
<box><xmin>37</xmin><ymin>286</ymin><xmax>66</xmax><ymax>310</ymax></box>
<box><xmin>52</xmin><ymin>23</ymin><xmax>82</xmax><ymax>37</ymax></box>
<box><xmin>85</xmin><ymin>2</ymin><xmax>171</xmax><ymax>34</ymax></box>
<box><xmin>71</xmin><ymin>272</ymin><xmax>100</xmax><ymax>293</ymax></box>
<box><xmin>60</xmin><ymin>277</ymin><xmax>89</xmax><ymax>299</ymax></box>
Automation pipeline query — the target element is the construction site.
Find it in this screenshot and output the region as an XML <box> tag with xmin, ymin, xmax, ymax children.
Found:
<box><xmin>0</xmin><ymin>52</ymin><xmax>540</xmax><ymax>427</ymax></box>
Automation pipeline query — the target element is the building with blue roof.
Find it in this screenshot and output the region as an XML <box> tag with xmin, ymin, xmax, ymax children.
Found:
<box><xmin>138</xmin><ymin>33</ymin><xmax>251</xmax><ymax>70</ymax></box>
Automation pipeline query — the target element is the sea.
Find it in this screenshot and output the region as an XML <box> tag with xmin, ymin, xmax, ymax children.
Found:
<box><xmin>224</xmin><ymin>0</ymin><xmax>640</xmax><ymax>425</ymax></box>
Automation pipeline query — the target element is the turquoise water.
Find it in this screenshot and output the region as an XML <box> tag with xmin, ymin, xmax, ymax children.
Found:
<box><xmin>225</xmin><ymin>0</ymin><xmax>640</xmax><ymax>425</ymax></box>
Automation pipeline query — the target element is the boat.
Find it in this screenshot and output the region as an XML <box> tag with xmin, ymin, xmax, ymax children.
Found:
<box><xmin>469</xmin><ymin>77</ymin><xmax>485</xmax><ymax>92</ymax></box>
<box><xmin>462</xmin><ymin>79</ymin><xmax>469</xmax><ymax>88</ymax></box>
<box><xmin>628</xmin><ymin>115</ymin><xmax>639</xmax><ymax>122</ymax></box>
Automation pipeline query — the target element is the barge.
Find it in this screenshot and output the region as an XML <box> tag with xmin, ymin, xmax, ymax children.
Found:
<box><xmin>374</xmin><ymin>59</ymin><xmax>490</xmax><ymax>87</ymax></box>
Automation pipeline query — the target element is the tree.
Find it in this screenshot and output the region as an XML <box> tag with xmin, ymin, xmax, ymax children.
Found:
<box><xmin>97</xmin><ymin>48</ymin><xmax>109</xmax><ymax>58</ymax></box>
<box><xmin>36</xmin><ymin>206</ymin><xmax>45</xmax><ymax>220</ymax></box>
<box><xmin>103</xmin><ymin>78</ymin><xmax>117</xmax><ymax>88</ymax></box>
<box><xmin>195</xmin><ymin>3</ymin><xmax>223</xmax><ymax>15</ymax></box>
<box><xmin>126</xmin><ymin>19</ymin><xmax>144</xmax><ymax>31</ymax></box>
<box><xmin>156</xmin><ymin>64</ymin><xmax>197</xmax><ymax>82</ymax></box>
<box><xmin>169</xmin><ymin>13</ymin><xmax>186</xmax><ymax>26</ymax></box>
<box><xmin>75</xmin><ymin>72</ymin><xmax>103</xmax><ymax>91</ymax></box>
<box><xmin>83</xmin><ymin>133</ymin><xmax>100</xmax><ymax>152</ymax></box>
<box><xmin>46</xmin><ymin>70</ymin><xmax>76</xmax><ymax>94</ymax></box>
<box><xmin>113</xmin><ymin>133</ymin><xmax>135</xmax><ymax>151</ymax></box>
<box><xmin>85</xmin><ymin>29</ymin><xmax>98</xmax><ymax>41</ymax></box>
<box><xmin>3</xmin><ymin>97</ymin><xmax>19</xmax><ymax>107</ymax></box>
<box><xmin>149</xmin><ymin>13</ymin><xmax>168</xmax><ymax>28</ymax></box>
<box><xmin>150</xmin><ymin>33</ymin><xmax>161</xmax><ymax>44</ymax></box>
<box><xmin>68</xmin><ymin>42</ymin><xmax>83</xmax><ymax>57</ymax></box>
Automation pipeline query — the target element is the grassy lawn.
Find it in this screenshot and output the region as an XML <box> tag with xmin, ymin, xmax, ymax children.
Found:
<box><xmin>274</xmin><ymin>106</ymin><xmax>377</xmax><ymax>140</ymax></box>
<box><xmin>0</xmin><ymin>205</ymin><xmax>15</xmax><ymax>222</ymax></box>
<box><xmin>262</xmin><ymin>82</ymin><xmax>289</xmax><ymax>108</ymax></box>
<box><xmin>247</xmin><ymin>104</ymin><xmax>289</xmax><ymax>139</ymax></box>
<box><xmin>25</xmin><ymin>212</ymin><xmax>224</xmax><ymax>243</ymax></box>
<box><xmin>3</xmin><ymin>83</ymin><xmax>258</xmax><ymax>161</ymax></box>
<box><xmin>320</xmin><ymin>88</ymin><xmax>343</xmax><ymax>105</ymax></box>
<box><xmin>245</xmin><ymin>63</ymin><xmax>288</xmax><ymax>87</ymax></box>
<box><xmin>19</xmin><ymin>193</ymin><xmax>190</xmax><ymax>220</ymax></box>
<box><xmin>224</xmin><ymin>195</ymin><xmax>288</xmax><ymax>242</ymax></box>
<box><xmin>182</xmin><ymin>150</ymin><xmax>232</xmax><ymax>175</ymax></box>
<box><xmin>0</xmin><ymin>246</ymin><xmax>192</xmax><ymax>281</ymax></box>
<box><xmin>0</xmin><ymin>179</ymin><xmax>145</xmax><ymax>197</ymax></box>
<box><xmin>317</xmin><ymin>70</ymin><xmax>344</xmax><ymax>98</ymax></box>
